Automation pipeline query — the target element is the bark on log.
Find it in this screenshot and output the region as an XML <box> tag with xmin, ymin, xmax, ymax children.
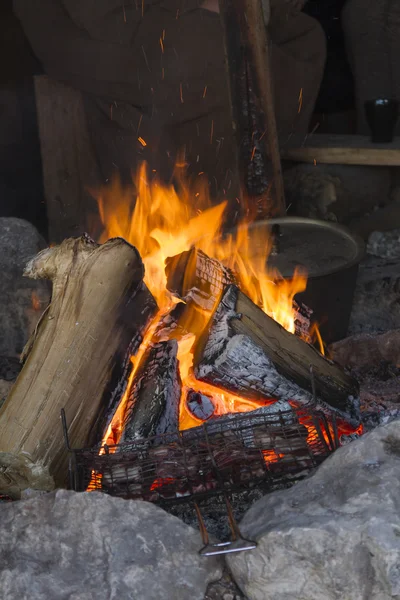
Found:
<box><xmin>119</xmin><ymin>339</ymin><xmax>181</xmax><ymax>444</ymax></box>
<box><xmin>193</xmin><ymin>285</ymin><xmax>360</xmax><ymax>424</ymax></box>
<box><xmin>218</xmin><ymin>0</ymin><xmax>285</xmax><ymax>218</ymax></box>
<box><xmin>0</xmin><ymin>235</ymin><xmax>157</xmax><ymax>497</ymax></box>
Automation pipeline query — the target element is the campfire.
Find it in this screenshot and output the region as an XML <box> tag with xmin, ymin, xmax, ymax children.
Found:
<box><xmin>0</xmin><ymin>163</ymin><xmax>361</xmax><ymax>511</ymax></box>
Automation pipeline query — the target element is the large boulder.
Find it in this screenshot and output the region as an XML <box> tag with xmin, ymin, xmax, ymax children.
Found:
<box><xmin>227</xmin><ymin>420</ymin><xmax>400</xmax><ymax>600</ymax></box>
<box><xmin>0</xmin><ymin>490</ymin><xmax>222</xmax><ymax>599</ymax></box>
<box><xmin>0</xmin><ymin>217</ymin><xmax>50</xmax><ymax>356</ymax></box>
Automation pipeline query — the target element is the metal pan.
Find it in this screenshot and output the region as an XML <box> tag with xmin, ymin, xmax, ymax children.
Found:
<box><xmin>243</xmin><ymin>217</ymin><xmax>365</xmax><ymax>344</ymax></box>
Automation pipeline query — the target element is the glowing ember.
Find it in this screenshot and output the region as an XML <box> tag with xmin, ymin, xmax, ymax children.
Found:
<box><xmin>93</xmin><ymin>163</ymin><xmax>320</xmax><ymax>442</ymax></box>
<box><xmin>31</xmin><ymin>291</ymin><xmax>41</xmax><ymax>311</ymax></box>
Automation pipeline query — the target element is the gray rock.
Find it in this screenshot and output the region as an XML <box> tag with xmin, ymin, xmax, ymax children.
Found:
<box><xmin>349</xmin><ymin>256</ymin><xmax>400</xmax><ymax>335</ymax></box>
<box><xmin>227</xmin><ymin>420</ymin><xmax>400</xmax><ymax>600</ymax></box>
<box><xmin>0</xmin><ymin>489</ymin><xmax>222</xmax><ymax>600</ymax></box>
<box><xmin>367</xmin><ymin>229</ymin><xmax>400</xmax><ymax>260</ymax></box>
<box><xmin>0</xmin><ymin>217</ymin><xmax>50</xmax><ymax>356</ymax></box>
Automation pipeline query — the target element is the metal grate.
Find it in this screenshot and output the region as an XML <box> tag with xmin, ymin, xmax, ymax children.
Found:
<box><xmin>67</xmin><ymin>404</ymin><xmax>338</xmax><ymax>504</ymax></box>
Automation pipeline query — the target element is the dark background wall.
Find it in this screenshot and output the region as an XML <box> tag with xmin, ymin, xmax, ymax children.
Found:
<box><xmin>0</xmin><ymin>0</ymin><xmax>47</xmax><ymax>239</ymax></box>
<box><xmin>0</xmin><ymin>0</ymin><xmax>355</xmax><ymax>242</ymax></box>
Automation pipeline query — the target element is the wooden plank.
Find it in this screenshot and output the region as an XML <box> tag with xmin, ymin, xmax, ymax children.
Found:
<box><xmin>34</xmin><ymin>75</ymin><xmax>101</xmax><ymax>243</ymax></box>
<box><xmin>281</xmin><ymin>134</ymin><xmax>400</xmax><ymax>166</ymax></box>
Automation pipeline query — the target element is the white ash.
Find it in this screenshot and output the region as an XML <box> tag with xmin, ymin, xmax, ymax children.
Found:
<box><xmin>198</xmin><ymin>333</ymin><xmax>315</xmax><ymax>406</ymax></box>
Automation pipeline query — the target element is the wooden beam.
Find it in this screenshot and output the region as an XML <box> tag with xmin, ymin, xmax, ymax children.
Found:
<box><xmin>281</xmin><ymin>134</ymin><xmax>400</xmax><ymax>166</ymax></box>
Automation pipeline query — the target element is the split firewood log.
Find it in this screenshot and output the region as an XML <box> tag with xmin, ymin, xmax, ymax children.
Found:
<box><xmin>0</xmin><ymin>235</ymin><xmax>157</xmax><ymax>497</ymax></box>
<box><xmin>193</xmin><ymin>285</ymin><xmax>360</xmax><ymax>424</ymax></box>
<box><xmin>165</xmin><ymin>247</ymin><xmax>236</xmax><ymax>311</ymax></box>
<box><xmin>165</xmin><ymin>248</ymin><xmax>313</xmax><ymax>341</ymax></box>
<box><xmin>119</xmin><ymin>339</ymin><xmax>181</xmax><ymax>444</ymax></box>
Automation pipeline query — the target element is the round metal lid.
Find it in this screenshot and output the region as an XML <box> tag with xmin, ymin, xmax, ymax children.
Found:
<box><xmin>246</xmin><ymin>217</ymin><xmax>365</xmax><ymax>279</ymax></box>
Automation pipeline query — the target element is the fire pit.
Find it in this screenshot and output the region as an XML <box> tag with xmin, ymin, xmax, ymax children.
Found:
<box><xmin>0</xmin><ymin>166</ymin><xmax>363</xmax><ymax>550</ymax></box>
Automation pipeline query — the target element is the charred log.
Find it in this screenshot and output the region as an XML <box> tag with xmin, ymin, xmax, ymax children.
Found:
<box><xmin>184</xmin><ymin>400</ymin><xmax>299</xmax><ymax>443</ymax></box>
<box><xmin>165</xmin><ymin>247</ymin><xmax>236</xmax><ymax>311</ymax></box>
<box><xmin>193</xmin><ymin>285</ymin><xmax>360</xmax><ymax>424</ymax></box>
<box><xmin>0</xmin><ymin>235</ymin><xmax>157</xmax><ymax>497</ymax></box>
<box><xmin>119</xmin><ymin>339</ymin><xmax>181</xmax><ymax>444</ymax></box>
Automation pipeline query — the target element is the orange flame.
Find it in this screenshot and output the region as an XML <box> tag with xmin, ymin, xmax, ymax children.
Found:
<box><xmin>93</xmin><ymin>163</ymin><xmax>315</xmax><ymax>440</ymax></box>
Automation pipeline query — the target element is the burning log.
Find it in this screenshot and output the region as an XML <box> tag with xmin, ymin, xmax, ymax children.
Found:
<box><xmin>165</xmin><ymin>247</ymin><xmax>236</xmax><ymax>311</ymax></box>
<box><xmin>0</xmin><ymin>235</ymin><xmax>157</xmax><ymax>497</ymax></box>
<box><xmin>165</xmin><ymin>247</ymin><xmax>313</xmax><ymax>341</ymax></box>
<box><xmin>193</xmin><ymin>285</ymin><xmax>360</xmax><ymax>424</ymax></box>
<box><xmin>119</xmin><ymin>339</ymin><xmax>181</xmax><ymax>444</ymax></box>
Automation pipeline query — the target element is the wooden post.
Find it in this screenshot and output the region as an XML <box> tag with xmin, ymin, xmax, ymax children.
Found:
<box><xmin>34</xmin><ymin>76</ymin><xmax>101</xmax><ymax>243</ymax></box>
<box><xmin>217</xmin><ymin>0</ymin><xmax>286</xmax><ymax>218</ymax></box>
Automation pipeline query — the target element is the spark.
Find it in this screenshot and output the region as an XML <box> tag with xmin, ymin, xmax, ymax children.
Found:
<box><xmin>123</xmin><ymin>2</ymin><xmax>127</xmax><ymax>22</ymax></box>
<box><xmin>258</xmin><ymin>129</ymin><xmax>267</xmax><ymax>141</ymax></box>
<box><xmin>180</xmin><ymin>83</ymin><xmax>184</xmax><ymax>103</ymax></box>
<box><xmin>250</xmin><ymin>146</ymin><xmax>256</xmax><ymax>161</ymax></box>
<box><xmin>298</xmin><ymin>88</ymin><xmax>303</xmax><ymax>114</ymax></box>
<box><xmin>203</xmin><ymin>85</ymin><xmax>208</xmax><ymax>98</ymax></box>
<box><xmin>141</xmin><ymin>46</ymin><xmax>151</xmax><ymax>72</ymax></box>
<box><xmin>160</xmin><ymin>37</ymin><xmax>164</xmax><ymax>53</ymax></box>
<box><xmin>137</xmin><ymin>114</ymin><xmax>143</xmax><ymax>135</ymax></box>
<box><xmin>141</xmin><ymin>0</ymin><xmax>144</xmax><ymax>16</ymax></box>
<box><xmin>138</xmin><ymin>137</ymin><xmax>147</xmax><ymax>147</ymax></box>
<box><xmin>313</xmin><ymin>158</ymin><xmax>317</xmax><ymax>166</ymax></box>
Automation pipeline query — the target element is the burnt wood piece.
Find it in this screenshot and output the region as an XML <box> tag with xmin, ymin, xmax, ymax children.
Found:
<box><xmin>186</xmin><ymin>389</ymin><xmax>216</xmax><ymax>421</ymax></box>
<box><xmin>165</xmin><ymin>248</ymin><xmax>312</xmax><ymax>341</ymax></box>
<box><xmin>293</xmin><ymin>300</ymin><xmax>313</xmax><ymax>343</ymax></box>
<box><xmin>217</xmin><ymin>0</ymin><xmax>285</xmax><ymax>218</ymax></box>
<box><xmin>193</xmin><ymin>285</ymin><xmax>360</xmax><ymax>424</ymax></box>
<box><xmin>0</xmin><ymin>235</ymin><xmax>157</xmax><ymax>497</ymax></box>
<box><xmin>120</xmin><ymin>339</ymin><xmax>181</xmax><ymax>444</ymax></box>
<box><xmin>153</xmin><ymin>300</ymin><xmax>210</xmax><ymax>343</ymax></box>
<box><xmin>165</xmin><ymin>247</ymin><xmax>236</xmax><ymax>311</ymax></box>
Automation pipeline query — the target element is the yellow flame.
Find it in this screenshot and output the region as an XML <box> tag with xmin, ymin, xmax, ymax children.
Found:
<box><xmin>93</xmin><ymin>162</ymin><xmax>315</xmax><ymax>438</ymax></box>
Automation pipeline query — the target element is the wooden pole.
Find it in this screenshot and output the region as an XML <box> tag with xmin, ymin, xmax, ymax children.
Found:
<box><xmin>218</xmin><ymin>0</ymin><xmax>286</xmax><ymax>218</ymax></box>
